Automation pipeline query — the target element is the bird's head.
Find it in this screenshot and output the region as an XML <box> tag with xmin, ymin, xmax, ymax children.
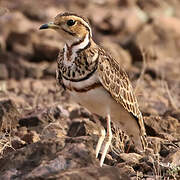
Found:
<box><xmin>39</xmin><ymin>12</ymin><xmax>92</xmax><ymax>45</ymax></box>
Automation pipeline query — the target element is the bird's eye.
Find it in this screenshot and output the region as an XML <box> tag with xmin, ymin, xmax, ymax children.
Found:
<box><xmin>67</xmin><ymin>19</ymin><xmax>76</xmax><ymax>26</ymax></box>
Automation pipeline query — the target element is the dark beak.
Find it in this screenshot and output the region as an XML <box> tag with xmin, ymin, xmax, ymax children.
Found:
<box><xmin>39</xmin><ymin>24</ymin><xmax>49</xmax><ymax>30</ymax></box>
<box><xmin>39</xmin><ymin>22</ymin><xmax>59</xmax><ymax>30</ymax></box>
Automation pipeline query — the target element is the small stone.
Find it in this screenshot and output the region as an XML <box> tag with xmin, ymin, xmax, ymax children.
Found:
<box><xmin>0</xmin><ymin>99</ymin><xmax>20</xmax><ymax>131</ymax></box>
<box><xmin>67</xmin><ymin>119</ymin><xmax>86</xmax><ymax>137</ymax></box>
<box><xmin>56</xmin><ymin>105</ymin><xmax>69</xmax><ymax>118</ymax></box>
<box><xmin>11</xmin><ymin>136</ymin><xmax>26</xmax><ymax>149</ymax></box>
<box><xmin>0</xmin><ymin>64</ymin><xmax>8</xmax><ymax>80</ymax></box>
<box><xmin>118</xmin><ymin>153</ymin><xmax>143</xmax><ymax>165</ymax></box>
<box><xmin>116</xmin><ymin>163</ymin><xmax>135</xmax><ymax>174</ymax></box>
<box><xmin>163</xmin><ymin>150</ymin><xmax>180</xmax><ymax>167</ymax></box>
<box><xmin>19</xmin><ymin>116</ymin><xmax>40</xmax><ymax>127</ymax></box>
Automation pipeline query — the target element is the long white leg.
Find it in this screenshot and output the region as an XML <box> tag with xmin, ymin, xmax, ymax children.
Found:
<box><xmin>100</xmin><ymin>114</ymin><xmax>112</xmax><ymax>167</ymax></box>
<box><xmin>96</xmin><ymin>127</ymin><xmax>106</xmax><ymax>158</ymax></box>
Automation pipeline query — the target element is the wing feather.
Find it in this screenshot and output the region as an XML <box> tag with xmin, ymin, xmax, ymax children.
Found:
<box><xmin>97</xmin><ymin>48</ymin><xmax>147</xmax><ymax>148</ymax></box>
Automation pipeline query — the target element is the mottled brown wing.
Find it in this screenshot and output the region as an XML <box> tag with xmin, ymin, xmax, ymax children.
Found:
<box><xmin>97</xmin><ymin>48</ymin><xmax>147</xmax><ymax>148</ymax></box>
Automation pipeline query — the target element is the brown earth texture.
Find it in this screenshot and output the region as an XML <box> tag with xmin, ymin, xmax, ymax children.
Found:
<box><xmin>0</xmin><ymin>0</ymin><xmax>180</xmax><ymax>179</ymax></box>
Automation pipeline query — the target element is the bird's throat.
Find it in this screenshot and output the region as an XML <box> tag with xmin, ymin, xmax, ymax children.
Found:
<box><xmin>64</xmin><ymin>33</ymin><xmax>90</xmax><ymax>64</ymax></box>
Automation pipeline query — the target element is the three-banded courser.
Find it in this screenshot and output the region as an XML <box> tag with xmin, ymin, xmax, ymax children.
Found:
<box><xmin>40</xmin><ymin>12</ymin><xmax>147</xmax><ymax>167</ymax></box>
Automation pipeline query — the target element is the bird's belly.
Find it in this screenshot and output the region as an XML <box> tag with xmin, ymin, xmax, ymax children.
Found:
<box><xmin>69</xmin><ymin>86</ymin><xmax>142</xmax><ymax>148</ymax></box>
<box><xmin>69</xmin><ymin>86</ymin><xmax>139</xmax><ymax>130</ymax></box>
<box><xmin>69</xmin><ymin>87</ymin><xmax>110</xmax><ymax>117</ymax></box>
<box><xmin>69</xmin><ymin>86</ymin><xmax>123</xmax><ymax>118</ymax></box>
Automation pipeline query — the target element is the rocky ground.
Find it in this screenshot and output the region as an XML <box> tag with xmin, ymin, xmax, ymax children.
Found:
<box><xmin>0</xmin><ymin>0</ymin><xmax>180</xmax><ymax>179</ymax></box>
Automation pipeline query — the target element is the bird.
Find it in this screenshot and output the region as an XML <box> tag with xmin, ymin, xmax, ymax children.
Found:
<box><xmin>39</xmin><ymin>12</ymin><xmax>147</xmax><ymax>167</ymax></box>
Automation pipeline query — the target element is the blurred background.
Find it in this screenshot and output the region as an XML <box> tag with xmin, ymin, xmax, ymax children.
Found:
<box><xmin>0</xmin><ymin>0</ymin><xmax>180</xmax><ymax>179</ymax></box>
